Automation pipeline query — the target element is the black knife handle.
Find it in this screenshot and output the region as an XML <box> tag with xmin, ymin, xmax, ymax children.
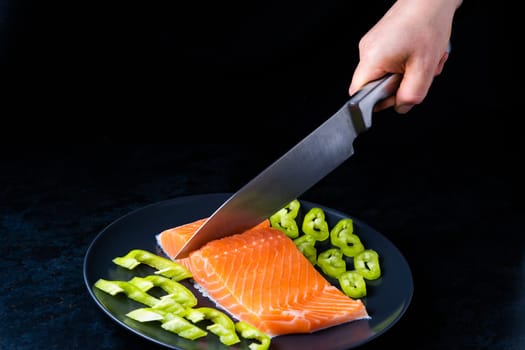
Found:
<box><xmin>347</xmin><ymin>73</ymin><xmax>402</xmax><ymax>132</ymax></box>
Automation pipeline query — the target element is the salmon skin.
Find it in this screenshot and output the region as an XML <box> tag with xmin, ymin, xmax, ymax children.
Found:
<box><xmin>156</xmin><ymin>219</ymin><xmax>370</xmax><ymax>337</ymax></box>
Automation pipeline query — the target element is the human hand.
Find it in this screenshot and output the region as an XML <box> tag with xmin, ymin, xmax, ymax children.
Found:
<box><xmin>349</xmin><ymin>0</ymin><xmax>462</xmax><ymax>114</ymax></box>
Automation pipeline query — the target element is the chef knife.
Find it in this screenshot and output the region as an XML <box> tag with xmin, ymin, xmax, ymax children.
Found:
<box><xmin>174</xmin><ymin>73</ymin><xmax>401</xmax><ymax>259</ymax></box>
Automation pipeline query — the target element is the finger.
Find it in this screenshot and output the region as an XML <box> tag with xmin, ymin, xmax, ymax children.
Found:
<box><xmin>435</xmin><ymin>51</ymin><xmax>449</xmax><ymax>76</ymax></box>
<box><xmin>349</xmin><ymin>62</ymin><xmax>387</xmax><ymax>96</ymax></box>
<box><xmin>395</xmin><ymin>50</ymin><xmax>450</xmax><ymax>114</ymax></box>
<box><xmin>373</xmin><ymin>96</ymin><xmax>396</xmax><ymax>112</ymax></box>
<box><xmin>394</xmin><ymin>63</ymin><xmax>435</xmax><ymax>114</ymax></box>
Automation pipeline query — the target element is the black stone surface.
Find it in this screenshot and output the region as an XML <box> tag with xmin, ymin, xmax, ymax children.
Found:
<box><xmin>1</xmin><ymin>1</ymin><xmax>522</xmax><ymax>350</ymax></box>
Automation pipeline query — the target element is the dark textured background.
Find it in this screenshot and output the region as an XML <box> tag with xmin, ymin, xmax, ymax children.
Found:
<box><xmin>1</xmin><ymin>1</ymin><xmax>523</xmax><ymax>350</ymax></box>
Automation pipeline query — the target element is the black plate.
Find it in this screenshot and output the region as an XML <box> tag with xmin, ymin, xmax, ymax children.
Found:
<box><xmin>84</xmin><ymin>193</ymin><xmax>413</xmax><ymax>350</ymax></box>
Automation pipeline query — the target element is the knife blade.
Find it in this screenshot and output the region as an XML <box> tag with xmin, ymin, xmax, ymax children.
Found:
<box><xmin>174</xmin><ymin>73</ymin><xmax>401</xmax><ymax>259</ymax></box>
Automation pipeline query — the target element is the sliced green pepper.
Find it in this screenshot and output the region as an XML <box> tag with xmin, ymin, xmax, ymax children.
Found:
<box><xmin>127</xmin><ymin>305</ymin><xmax>193</xmax><ymax>322</ymax></box>
<box><xmin>191</xmin><ymin>307</ymin><xmax>240</xmax><ymax>346</ymax></box>
<box><xmin>129</xmin><ymin>275</ymin><xmax>197</xmax><ymax>307</ymax></box>
<box><xmin>94</xmin><ymin>279</ymin><xmax>160</xmax><ymax>307</ymax></box>
<box><xmin>270</xmin><ymin>214</ymin><xmax>299</xmax><ymax>238</ymax></box>
<box><xmin>161</xmin><ymin>315</ymin><xmax>209</xmax><ymax>340</ymax></box>
<box><xmin>112</xmin><ymin>249</ymin><xmax>192</xmax><ymax>280</ymax></box>
<box><xmin>293</xmin><ymin>234</ymin><xmax>317</xmax><ymax>265</ymax></box>
<box><xmin>354</xmin><ymin>249</ymin><xmax>381</xmax><ymax>280</ymax></box>
<box><xmin>143</xmin><ymin>295</ymin><xmax>206</xmax><ymax>321</ymax></box>
<box><xmin>270</xmin><ymin>199</ymin><xmax>301</xmax><ymax>238</ymax></box>
<box><xmin>126</xmin><ymin>307</ymin><xmax>165</xmax><ymax>322</ymax></box>
<box><xmin>126</xmin><ymin>307</ymin><xmax>208</xmax><ymax>340</ymax></box>
<box><xmin>317</xmin><ymin>248</ymin><xmax>346</xmax><ymax>278</ymax></box>
<box><xmin>338</xmin><ymin>270</ymin><xmax>367</xmax><ymax>299</ymax></box>
<box><xmin>275</xmin><ymin>198</ymin><xmax>300</xmax><ymax>218</ymax></box>
<box><xmin>302</xmin><ymin>207</ymin><xmax>329</xmax><ymax>241</ymax></box>
<box><xmin>235</xmin><ymin>321</ymin><xmax>271</xmax><ymax>350</ymax></box>
<box><xmin>95</xmin><ymin>277</ymin><xmax>195</xmax><ymax>316</ymax></box>
<box><xmin>150</xmin><ymin>295</ymin><xmax>188</xmax><ymax>315</ymax></box>
<box><xmin>330</xmin><ymin>218</ymin><xmax>365</xmax><ymax>257</ymax></box>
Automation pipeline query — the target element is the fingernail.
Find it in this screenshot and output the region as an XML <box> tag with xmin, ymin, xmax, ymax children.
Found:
<box><xmin>396</xmin><ymin>104</ymin><xmax>414</xmax><ymax>114</ymax></box>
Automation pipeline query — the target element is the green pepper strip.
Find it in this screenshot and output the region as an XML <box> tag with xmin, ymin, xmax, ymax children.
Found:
<box><xmin>270</xmin><ymin>199</ymin><xmax>301</xmax><ymax>238</ymax></box>
<box><xmin>129</xmin><ymin>275</ymin><xmax>197</xmax><ymax>307</ymax></box>
<box><xmin>126</xmin><ymin>308</ymin><xmax>165</xmax><ymax>322</ymax></box>
<box><xmin>330</xmin><ymin>218</ymin><xmax>365</xmax><ymax>257</ymax></box>
<box><xmin>235</xmin><ymin>321</ymin><xmax>271</xmax><ymax>350</ymax></box>
<box><xmin>354</xmin><ymin>249</ymin><xmax>381</xmax><ymax>280</ymax></box>
<box><xmin>126</xmin><ymin>308</ymin><xmax>208</xmax><ymax>340</ymax></box>
<box><xmin>151</xmin><ymin>295</ymin><xmax>188</xmax><ymax>315</ymax></box>
<box><xmin>96</xmin><ymin>279</ymin><xmax>208</xmax><ymax>340</ymax></box>
<box><xmin>187</xmin><ymin>307</ymin><xmax>240</xmax><ymax>346</ymax></box>
<box><xmin>162</xmin><ymin>316</ymin><xmax>208</xmax><ymax>340</ymax></box>
<box><xmin>317</xmin><ymin>248</ymin><xmax>346</xmax><ymax>278</ymax></box>
<box><xmin>129</xmin><ymin>295</ymin><xmax>205</xmax><ymax>321</ymax></box>
<box><xmin>338</xmin><ymin>270</ymin><xmax>367</xmax><ymax>299</ymax></box>
<box><xmin>293</xmin><ymin>234</ymin><xmax>317</xmax><ymax>265</ymax></box>
<box><xmin>302</xmin><ymin>207</ymin><xmax>329</xmax><ymax>241</ymax></box>
<box><xmin>94</xmin><ymin>279</ymin><xmax>160</xmax><ymax>307</ymax></box>
<box><xmin>112</xmin><ymin>249</ymin><xmax>192</xmax><ymax>280</ymax></box>
<box><xmin>95</xmin><ymin>278</ymin><xmax>193</xmax><ymax>315</ymax></box>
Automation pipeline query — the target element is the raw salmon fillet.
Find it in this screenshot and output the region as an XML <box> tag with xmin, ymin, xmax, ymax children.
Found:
<box><xmin>156</xmin><ymin>217</ymin><xmax>209</xmax><ymax>260</ymax></box>
<box><xmin>156</xmin><ymin>219</ymin><xmax>370</xmax><ymax>337</ymax></box>
<box><xmin>156</xmin><ymin>219</ymin><xmax>271</xmax><ymax>270</ymax></box>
